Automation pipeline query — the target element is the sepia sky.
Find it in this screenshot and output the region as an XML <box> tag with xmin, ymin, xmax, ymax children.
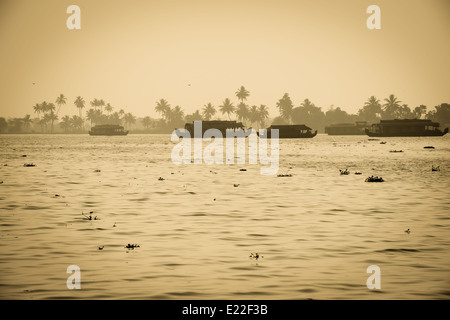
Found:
<box><xmin>0</xmin><ymin>0</ymin><xmax>449</xmax><ymax>119</ymax></box>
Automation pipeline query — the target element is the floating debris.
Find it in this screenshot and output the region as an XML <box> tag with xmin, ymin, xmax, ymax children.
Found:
<box><xmin>339</xmin><ymin>169</ymin><xmax>350</xmax><ymax>175</ymax></box>
<box><xmin>365</xmin><ymin>176</ymin><xmax>384</xmax><ymax>182</ymax></box>
<box><xmin>249</xmin><ymin>253</ymin><xmax>263</xmax><ymax>260</ymax></box>
<box><xmin>380</xmin><ymin>141</ymin><xmax>387</xmax><ymax>144</ymax></box>
<box><xmin>424</xmin><ymin>146</ymin><xmax>435</xmax><ymax>149</ymax></box>
<box><xmin>125</xmin><ymin>244</ymin><xmax>140</xmax><ymax>249</ymax></box>
<box><xmin>354</xmin><ymin>172</ymin><xmax>362</xmax><ymax>175</ymax></box>
<box><xmin>21</xmin><ymin>155</ymin><xmax>27</xmax><ymax>157</ymax></box>
<box><xmin>368</xmin><ymin>138</ymin><xmax>379</xmax><ymax>141</ymax></box>
<box><xmin>404</xmin><ymin>228</ymin><xmax>411</xmax><ymax>234</ymax></box>
<box><xmin>158</xmin><ymin>177</ymin><xmax>165</xmax><ymax>181</ymax></box>
<box><xmin>0</xmin><ymin>181</ymin><xmax>3</xmax><ymax>184</ymax></box>
<box><xmin>82</xmin><ymin>211</ymin><xmax>99</xmax><ymax>220</ymax></box>
<box><xmin>389</xmin><ymin>150</ymin><xmax>403</xmax><ymax>153</ymax></box>
<box><xmin>94</xmin><ymin>169</ymin><xmax>101</xmax><ymax>172</ymax></box>
<box><xmin>23</xmin><ymin>163</ymin><xmax>36</xmax><ymax>167</ymax></box>
<box><xmin>113</xmin><ymin>222</ymin><xmax>117</xmax><ymax>227</ymax></box>
<box><xmin>277</xmin><ymin>174</ymin><xmax>292</xmax><ymax>177</ymax></box>
<box><xmin>98</xmin><ymin>246</ymin><xmax>104</xmax><ymax>250</ymax></box>
<box><xmin>233</xmin><ymin>184</ymin><xmax>240</xmax><ymax>187</ymax></box>
<box><xmin>239</xmin><ymin>169</ymin><xmax>247</xmax><ymax>171</ymax></box>
<box><xmin>432</xmin><ymin>165</ymin><xmax>440</xmax><ymax>172</ymax></box>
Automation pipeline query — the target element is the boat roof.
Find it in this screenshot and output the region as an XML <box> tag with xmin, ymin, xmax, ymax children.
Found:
<box><xmin>376</xmin><ymin>119</ymin><xmax>440</xmax><ymax>127</ymax></box>
<box><xmin>92</xmin><ymin>124</ymin><xmax>125</xmax><ymax>128</ymax></box>
<box><xmin>326</xmin><ymin>122</ymin><xmax>368</xmax><ymax>128</ymax></box>
<box><xmin>185</xmin><ymin>120</ymin><xmax>244</xmax><ymax>128</ymax></box>
<box><xmin>269</xmin><ymin>124</ymin><xmax>312</xmax><ymax>130</ymax></box>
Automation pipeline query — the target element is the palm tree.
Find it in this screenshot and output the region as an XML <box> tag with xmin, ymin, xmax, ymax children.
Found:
<box><xmin>90</xmin><ymin>99</ymin><xmax>99</xmax><ymax>111</ymax></box>
<box><xmin>22</xmin><ymin>114</ymin><xmax>32</xmax><ymax>133</ymax></box>
<box><xmin>86</xmin><ymin>108</ymin><xmax>96</xmax><ymax>127</ymax></box>
<box><xmin>48</xmin><ymin>109</ymin><xmax>58</xmax><ymax>133</ymax></box>
<box><xmin>98</xmin><ymin>99</ymin><xmax>105</xmax><ymax>113</ymax></box>
<box><xmin>235</xmin><ymin>86</ymin><xmax>250</xmax><ymax>103</ymax></box>
<box><xmin>202</xmin><ymin>103</ymin><xmax>216</xmax><ymax>120</ymax></box>
<box><xmin>235</xmin><ymin>102</ymin><xmax>249</xmax><ymax>123</ymax></box>
<box><xmin>105</xmin><ymin>103</ymin><xmax>113</xmax><ymax>115</ymax></box>
<box><xmin>383</xmin><ymin>94</ymin><xmax>402</xmax><ymax>119</ymax></box>
<box><xmin>155</xmin><ymin>99</ymin><xmax>171</xmax><ymax>120</ymax></box>
<box><xmin>358</xmin><ymin>96</ymin><xmax>382</xmax><ymax>123</ymax></box>
<box><xmin>74</xmin><ymin>96</ymin><xmax>85</xmax><ymax>118</ymax></box>
<box><xmin>124</xmin><ymin>113</ymin><xmax>136</xmax><ymax>130</ymax></box>
<box><xmin>55</xmin><ymin>94</ymin><xmax>67</xmax><ymax>116</ymax></box>
<box><xmin>142</xmin><ymin>116</ymin><xmax>153</xmax><ymax>130</ymax></box>
<box><xmin>59</xmin><ymin>115</ymin><xmax>71</xmax><ymax>133</ymax></box>
<box><xmin>33</xmin><ymin>103</ymin><xmax>42</xmax><ymax>119</ymax></box>
<box><xmin>276</xmin><ymin>93</ymin><xmax>294</xmax><ymax>123</ymax></box>
<box><xmin>219</xmin><ymin>98</ymin><xmax>235</xmax><ymax>120</ymax></box>
<box><xmin>249</xmin><ymin>105</ymin><xmax>259</xmax><ymax>128</ymax></box>
<box><xmin>70</xmin><ymin>115</ymin><xmax>84</xmax><ymax>132</ymax></box>
<box><xmin>258</xmin><ymin>105</ymin><xmax>269</xmax><ymax>128</ymax></box>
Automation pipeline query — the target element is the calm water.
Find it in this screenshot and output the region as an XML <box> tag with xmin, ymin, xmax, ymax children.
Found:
<box><xmin>0</xmin><ymin>134</ymin><xmax>449</xmax><ymax>299</ymax></box>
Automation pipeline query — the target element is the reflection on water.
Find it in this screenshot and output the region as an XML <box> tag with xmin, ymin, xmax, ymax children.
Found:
<box><xmin>0</xmin><ymin>134</ymin><xmax>449</xmax><ymax>299</ymax></box>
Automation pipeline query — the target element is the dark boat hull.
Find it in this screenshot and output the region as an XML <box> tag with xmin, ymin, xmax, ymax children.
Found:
<box><xmin>89</xmin><ymin>132</ymin><xmax>128</xmax><ymax>136</ymax></box>
<box><xmin>258</xmin><ymin>130</ymin><xmax>317</xmax><ymax>139</ymax></box>
<box><xmin>365</xmin><ymin>128</ymin><xmax>448</xmax><ymax>137</ymax></box>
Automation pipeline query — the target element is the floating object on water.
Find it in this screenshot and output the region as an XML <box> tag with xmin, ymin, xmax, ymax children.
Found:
<box><xmin>389</xmin><ymin>150</ymin><xmax>403</xmax><ymax>153</ymax></box>
<box><xmin>277</xmin><ymin>174</ymin><xmax>292</xmax><ymax>177</ymax></box>
<box><xmin>98</xmin><ymin>246</ymin><xmax>104</xmax><ymax>250</ymax></box>
<box><xmin>368</xmin><ymin>138</ymin><xmax>379</xmax><ymax>141</ymax></box>
<box><xmin>424</xmin><ymin>146</ymin><xmax>435</xmax><ymax>149</ymax></box>
<box><xmin>239</xmin><ymin>169</ymin><xmax>247</xmax><ymax>171</ymax></box>
<box><xmin>431</xmin><ymin>165</ymin><xmax>440</xmax><ymax>172</ymax></box>
<box><xmin>354</xmin><ymin>172</ymin><xmax>362</xmax><ymax>175</ymax></box>
<box><xmin>125</xmin><ymin>244</ymin><xmax>140</xmax><ymax>249</ymax></box>
<box><xmin>94</xmin><ymin>169</ymin><xmax>101</xmax><ymax>172</ymax></box>
<box><xmin>0</xmin><ymin>181</ymin><xmax>3</xmax><ymax>184</ymax></box>
<box><xmin>23</xmin><ymin>163</ymin><xmax>36</xmax><ymax>167</ymax></box>
<box><xmin>82</xmin><ymin>211</ymin><xmax>99</xmax><ymax>220</ymax></box>
<box><xmin>365</xmin><ymin>176</ymin><xmax>384</xmax><ymax>182</ymax></box>
<box><xmin>233</xmin><ymin>184</ymin><xmax>240</xmax><ymax>187</ymax></box>
<box><xmin>380</xmin><ymin>141</ymin><xmax>386</xmax><ymax>144</ymax></box>
<box><xmin>405</xmin><ymin>228</ymin><xmax>411</xmax><ymax>234</ymax></box>
<box><xmin>113</xmin><ymin>222</ymin><xmax>117</xmax><ymax>227</ymax></box>
<box><xmin>339</xmin><ymin>169</ymin><xmax>350</xmax><ymax>175</ymax></box>
<box><xmin>158</xmin><ymin>177</ymin><xmax>165</xmax><ymax>181</ymax></box>
<box><xmin>21</xmin><ymin>155</ymin><xmax>27</xmax><ymax>157</ymax></box>
<box><xmin>249</xmin><ymin>253</ymin><xmax>263</xmax><ymax>260</ymax></box>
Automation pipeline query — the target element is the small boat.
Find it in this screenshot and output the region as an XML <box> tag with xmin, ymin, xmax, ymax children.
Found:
<box><xmin>89</xmin><ymin>124</ymin><xmax>128</xmax><ymax>136</ymax></box>
<box><xmin>258</xmin><ymin>124</ymin><xmax>317</xmax><ymax>139</ymax></box>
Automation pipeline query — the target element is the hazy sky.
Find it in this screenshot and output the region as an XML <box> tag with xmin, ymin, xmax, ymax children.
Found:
<box><xmin>0</xmin><ymin>0</ymin><xmax>449</xmax><ymax>119</ymax></box>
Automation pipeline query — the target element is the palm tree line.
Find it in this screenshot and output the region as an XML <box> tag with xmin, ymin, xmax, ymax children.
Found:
<box><xmin>28</xmin><ymin>94</ymin><xmax>138</xmax><ymax>133</ymax></box>
<box><xmin>0</xmin><ymin>88</ymin><xmax>448</xmax><ymax>134</ymax></box>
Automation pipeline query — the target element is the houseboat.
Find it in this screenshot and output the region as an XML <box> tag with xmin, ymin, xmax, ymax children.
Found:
<box><xmin>89</xmin><ymin>124</ymin><xmax>129</xmax><ymax>136</ymax></box>
<box><xmin>177</xmin><ymin>120</ymin><xmax>247</xmax><ymax>137</ymax></box>
<box><xmin>365</xmin><ymin>119</ymin><xmax>448</xmax><ymax>137</ymax></box>
<box><xmin>258</xmin><ymin>124</ymin><xmax>317</xmax><ymax>139</ymax></box>
<box><xmin>325</xmin><ymin>121</ymin><xmax>369</xmax><ymax>135</ymax></box>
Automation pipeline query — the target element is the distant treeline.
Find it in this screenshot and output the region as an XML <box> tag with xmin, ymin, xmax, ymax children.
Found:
<box><xmin>1</xmin><ymin>88</ymin><xmax>449</xmax><ymax>134</ymax></box>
